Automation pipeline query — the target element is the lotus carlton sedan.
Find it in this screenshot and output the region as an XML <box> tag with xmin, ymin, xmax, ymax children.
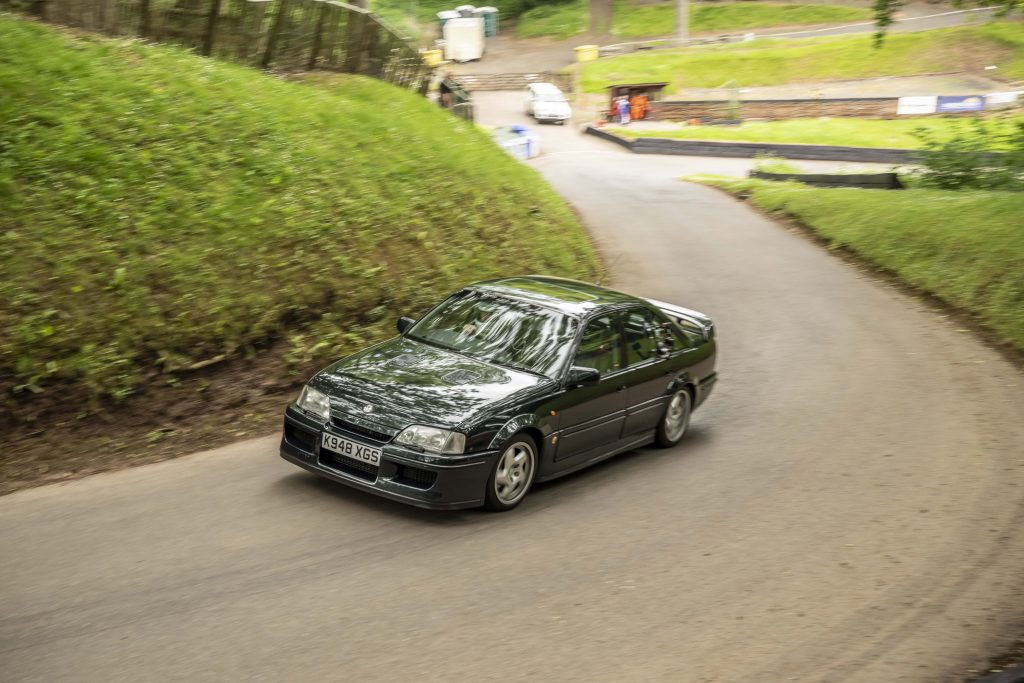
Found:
<box><xmin>280</xmin><ymin>276</ymin><xmax>717</xmax><ymax>511</ymax></box>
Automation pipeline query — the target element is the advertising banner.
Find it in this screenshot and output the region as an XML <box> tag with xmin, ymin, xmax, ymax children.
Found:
<box><xmin>896</xmin><ymin>96</ymin><xmax>937</xmax><ymax>115</ymax></box>
<box><xmin>986</xmin><ymin>91</ymin><xmax>1021</xmax><ymax>107</ymax></box>
<box><xmin>936</xmin><ymin>95</ymin><xmax>985</xmax><ymax>113</ymax></box>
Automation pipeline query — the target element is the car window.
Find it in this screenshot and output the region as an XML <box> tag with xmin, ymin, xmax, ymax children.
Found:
<box><xmin>624</xmin><ymin>308</ymin><xmax>672</xmax><ymax>366</ymax></box>
<box><xmin>671</xmin><ymin>318</ymin><xmax>704</xmax><ymax>349</ymax></box>
<box><xmin>406</xmin><ymin>291</ymin><xmax>577</xmax><ymax>378</ymax></box>
<box><xmin>573</xmin><ymin>315</ymin><xmax>623</xmax><ymax>374</ymax></box>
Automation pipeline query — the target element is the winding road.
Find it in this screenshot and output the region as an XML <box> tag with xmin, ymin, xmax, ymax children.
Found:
<box><xmin>2</xmin><ymin>95</ymin><xmax>1024</xmax><ymax>682</ymax></box>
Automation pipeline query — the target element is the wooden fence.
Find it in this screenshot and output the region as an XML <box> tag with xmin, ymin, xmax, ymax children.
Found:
<box><xmin>2</xmin><ymin>0</ymin><xmax>433</xmax><ymax>92</ymax></box>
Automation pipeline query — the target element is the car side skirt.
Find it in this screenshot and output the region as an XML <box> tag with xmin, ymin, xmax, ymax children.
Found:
<box><xmin>535</xmin><ymin>433</ymin><xmax>655</xmax><ymax>483</ymax></box>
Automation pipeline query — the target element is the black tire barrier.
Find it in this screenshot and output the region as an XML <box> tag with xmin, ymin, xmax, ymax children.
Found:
<box><xmin>584</xmin><ymin>126</ymin><xmax>922</xmax><ymax>164</ymax></box>
<box><xmin>750</xmin><ymin>170</ymin><xmax>904</xmax><ymax>189</ymax></box>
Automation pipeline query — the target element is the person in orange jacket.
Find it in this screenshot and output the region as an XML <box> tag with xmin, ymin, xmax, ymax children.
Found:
<box><xmin>630</xmin><ymin>92</ymin><xmax>649</xmax><ymax>121</ymax></box>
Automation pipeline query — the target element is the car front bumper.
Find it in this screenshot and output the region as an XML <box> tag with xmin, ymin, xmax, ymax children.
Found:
<box><xmin>280</xmin><ymin>404</ymin><xmax>497</xmax><ymax>510</ymax></box>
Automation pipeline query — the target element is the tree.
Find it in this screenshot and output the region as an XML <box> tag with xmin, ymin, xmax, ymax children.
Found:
<box><xmin>871</xmin><ymin>0</ymin><xmax>902</xmax><ymax>47</ymax></box>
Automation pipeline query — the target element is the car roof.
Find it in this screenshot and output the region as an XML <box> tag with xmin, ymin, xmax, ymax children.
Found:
<box><xmin>527</xmin><ymin>82</ymin><xmax>562</xmax><ymax>93</ymax></box>
<box><xmin>469</xmin><ymin>276</ymin><xmax>647</xmax><ymax>317</ymax></box>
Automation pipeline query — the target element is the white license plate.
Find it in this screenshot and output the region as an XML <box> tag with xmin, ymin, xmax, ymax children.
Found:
<box><xmin>321</xmin><ymin>432</ymin><xmax>382</xmax><ymax>467</ymax></box>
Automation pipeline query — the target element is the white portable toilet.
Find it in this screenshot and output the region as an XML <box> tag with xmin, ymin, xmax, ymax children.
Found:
<box><xmin>437</xmin><ymin>10</ymin><xmax>460</xmax><ymax>34</ymax></box>
<box><xmin>443</xmin><ymin>17</ymin><xmax>485</xmax><ymax>62</ymax></box>
<box><xmin>455</xmin><ymin>4</ymin><xmax>476</xmax><ymax>18</ymax></box>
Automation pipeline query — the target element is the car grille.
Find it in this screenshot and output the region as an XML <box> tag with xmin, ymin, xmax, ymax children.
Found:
<box><xmin>319</xmin><ymin>451</ymin><xmax>378</xmax><ymax>482</ymax></box>
<box><xmin>330</xmin><ymin>417</ymin><xmax>393</xmax><ymax>444</ymax></box>
<box><xmin>392</xmin><ymin>464</ymin><xmax>438</xmax><ymax>490</ymax></box>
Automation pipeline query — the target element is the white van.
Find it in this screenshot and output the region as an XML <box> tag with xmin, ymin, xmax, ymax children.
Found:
<box><xmin>524</xmin><ymin>83</ymin><xmax>572</xmax><ymax>125</ymax></box>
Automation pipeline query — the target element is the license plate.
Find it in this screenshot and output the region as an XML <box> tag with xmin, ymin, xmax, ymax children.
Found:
<box><xmin>321</xmin><ymin>432</ymin><xmax>382</xmax><ymax>467</ymax></box>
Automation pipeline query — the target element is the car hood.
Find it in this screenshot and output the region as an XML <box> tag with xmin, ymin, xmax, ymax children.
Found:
<box><xmin>313</xmin><ymin>337</ymin><xmax>551</xmax><ymax>432</ymax></box>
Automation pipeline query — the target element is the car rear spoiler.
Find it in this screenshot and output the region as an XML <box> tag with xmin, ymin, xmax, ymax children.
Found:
<box><xmin>645</xmin><ymin>298</ymin><xmax>715</xmax><ymax>341</ymax></box>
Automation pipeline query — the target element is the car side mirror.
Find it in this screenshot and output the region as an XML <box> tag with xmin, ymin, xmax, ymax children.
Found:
<box><xmin>397</xmin><ymin>316</ymin><xmax>415</xmax><ymax>334</ymax></box>
<box><xmin>567</xmin><ymin>366</ymin><xmax>601</xmax><ymax>387</ymax></box>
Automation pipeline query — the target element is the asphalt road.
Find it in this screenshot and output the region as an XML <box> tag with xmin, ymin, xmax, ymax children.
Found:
<box><xmin>3</xmin><ymin>96</ymin><xmax>1024</xmax><ymax>683</ymax></box>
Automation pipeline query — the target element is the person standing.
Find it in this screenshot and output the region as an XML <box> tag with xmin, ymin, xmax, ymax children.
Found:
<box><xmin>439</xmin><ymin>72</ymin><xmax>454</xmax><ymax>109</ymax></box>
<box><xmin>631</xmin><ymin>91</ymin><xmax>649</xmax><ymax>120</ymax></box>
<box><xmin>617</xmin><ymin>96</ymin><xmax>630</xmax><ymax>125</ymax></box>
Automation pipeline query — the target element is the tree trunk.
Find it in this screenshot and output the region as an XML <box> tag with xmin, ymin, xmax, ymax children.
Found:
<box><xmin>202</xmin><ymin>0</ymin><xmax>220</xmax><ymax>56</ymax></box>
<box><xmin>589</xmin><ymin>0</ymin><xmax>612</xmax><ymax>36</ymax></box>
<box><xmin>675</xmin><ymin>0</ymin><xmax>688</xmax><ymax>46</ymax></box>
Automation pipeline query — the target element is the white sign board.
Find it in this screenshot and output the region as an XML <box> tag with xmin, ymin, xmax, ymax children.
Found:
<box><xmin>896</xmin><ymin>96</ymin><xmax>937</xmax><ymax>115</ymax></box>
<box><xmin>986</xmin><ymin>91</ymin><xmax>1020</xmax><ymax>106</ymax></box>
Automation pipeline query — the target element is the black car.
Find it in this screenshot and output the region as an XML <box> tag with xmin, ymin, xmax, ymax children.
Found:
<box><xmin>280</xmin><ymin>276</ymin><xmax>717</xmax><ymax>511</ymax></box>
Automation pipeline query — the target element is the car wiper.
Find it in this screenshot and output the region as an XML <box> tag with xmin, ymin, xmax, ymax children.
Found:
<box><xmin>406</xmin><ymin>334</ymin><xmax>455</xmax><ymax>354</ymax></box>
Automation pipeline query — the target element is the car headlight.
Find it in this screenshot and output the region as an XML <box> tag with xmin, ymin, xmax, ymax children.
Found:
<box><xmin>296</xmin><ymin>384</ymin><xmax>330</xmax><ymax>421</ymax></box>
<box><xmin>395</xmin><ymin>425</ymin><xmax>466</xmax><ymax>455</ymax></box>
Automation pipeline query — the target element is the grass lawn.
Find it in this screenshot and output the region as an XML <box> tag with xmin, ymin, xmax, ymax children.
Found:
<box><xmin>694</xmin><ymin>177</ymin><xmax>1024</xmax><ymax>352</ymax></box>
<box><xmin>517</xmin><ymin>0</ymin><xmax>870</xmax><ymax>39</ymax></box>
<box><xmin>0</xmin><ymin>15</ymin><xmax>598</xmax><ymax>417</ymax></box>
<box><xmin>581</xmin><ymin>23</ymin><xmax>1024</xmax><ymax>93</ymax></box>
<box><xmin>610</xmin><ymin>115</ymin><xmax>1024</xmax><ymax>150</ymax></box>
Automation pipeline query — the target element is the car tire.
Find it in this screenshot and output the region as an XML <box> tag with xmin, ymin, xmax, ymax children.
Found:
<box><xmin>655</xmin><ymin>388</ymin><xmax>692</xmax><ymax>448</ymax></box>
<box><xmin>483</xmin><ymin>433</ymin><xmax>538</xmax><ymax>512</ymax></box>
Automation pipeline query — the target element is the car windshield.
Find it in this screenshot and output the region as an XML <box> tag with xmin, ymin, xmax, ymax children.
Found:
<box><xmin>537</xmin><ymin>93</ymin><xmax>566</xmax><ymax>103</ymax></box>
<box><xmin>407</xmin><ymin>291</ymin><xmax>578</xmax><ymax>377</ymax></box>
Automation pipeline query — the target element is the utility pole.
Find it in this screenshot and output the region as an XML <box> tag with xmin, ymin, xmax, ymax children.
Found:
<box><xmin>675</xmin><ymin>0</ymin><xmax>688</xmax><ymax>46</ymax></box>
<box><xmin>589</xmin><ymin>0</ymin><xmax>613</xmax><ymax>36</ymax></box>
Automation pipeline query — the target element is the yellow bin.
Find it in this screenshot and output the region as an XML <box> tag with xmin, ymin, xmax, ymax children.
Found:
<box><xmin>422</xmin><ymin>49</ymin><xmax>443</xmax><ymax>67</ymax></box>
<box><xmin>574</xmin><ymin>44</ymin><xmax>599</xmax><ymax>63</ymax></box>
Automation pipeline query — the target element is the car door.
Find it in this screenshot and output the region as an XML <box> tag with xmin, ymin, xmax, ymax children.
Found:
<box><xmin>553</xmin><ymin>313</ymin><xmax>628</xmax><ymax>461</ymax></box>
<box><xmin>621</xmin><ymin>307</ymin><xmax>676</xmax><ymax>438</ymax></box>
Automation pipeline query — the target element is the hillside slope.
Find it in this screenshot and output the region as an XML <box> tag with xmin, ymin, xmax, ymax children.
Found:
<box><xmin>581</xmin><ymin>22</ymin><xmax>1024</xmax><ymax>92</ymax></box>
<box><xmin>0</xmin><ymin>15</ymin><xmax>599</xmax><ymax>423</ymax></box>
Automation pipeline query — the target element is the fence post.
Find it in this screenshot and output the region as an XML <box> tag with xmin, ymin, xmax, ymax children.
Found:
<box><xmin>202</xmin><ymin>0</ymin><xmax>220</xmax><ymax>56</ymax></box>
<box><xmin>139</xmin><ymin>0</ymin><xmax>151</xmax><ymax>37</ymax></box>
<box><xmin>343</xmin><ymin>8</ymin><xmax>365</xmax><ymax>73</ymax></box>
<box><xmin>262</xmin><ymin>0</ymin><xmax>290</xmax><ymax>68</ymax></box>
<box><xmin>307</xmin><ymin>0</ymin><xmax>328</xmax><ymax>71</ymax></box>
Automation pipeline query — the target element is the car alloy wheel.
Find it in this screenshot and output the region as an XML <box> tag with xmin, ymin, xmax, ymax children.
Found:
<box><xmin>657</xmin><ymin>389</ymin><xmax>691</xmax><ymax>447</ymax></box>
<box><xmin>485</xmin><ymin>436</ymin><xmax>537</xmax><ymax>511</ymax></box>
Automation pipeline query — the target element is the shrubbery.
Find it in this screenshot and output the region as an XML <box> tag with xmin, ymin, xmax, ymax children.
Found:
<box><xmin>913</xmin><ymin>119</ymin><xmax>1024</xmax><ymax>191</ymax></box>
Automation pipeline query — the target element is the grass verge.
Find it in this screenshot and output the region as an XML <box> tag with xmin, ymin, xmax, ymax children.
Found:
<box><xmin>517</xmin><ymin>0</ymin><xmax>870</xmax><ymax>39</ymax></box>
<box><xmin>581</xmin><ymin>22</ymin><xmax>1024</xmax><ymax>93</ymax></box>
<box><xmin>692</xmin><ymin>176</ymin><xmax>1024</xmax><ymax>353</ymax></box>
<box><xmin>0</xmin><ymin>14</ymin><xmax>599</xmax><ymax>425</ymax></box>
<box><xmin>609</xmin><ymin>114</ymin><xmax>1024</xmax><ymax>150</ymax></box>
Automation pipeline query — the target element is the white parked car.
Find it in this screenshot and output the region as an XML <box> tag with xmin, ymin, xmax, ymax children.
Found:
<box><xmin>524</xmin><ymin>83</ymin><xmax>572</xmax><ymax>125</ymax></box>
